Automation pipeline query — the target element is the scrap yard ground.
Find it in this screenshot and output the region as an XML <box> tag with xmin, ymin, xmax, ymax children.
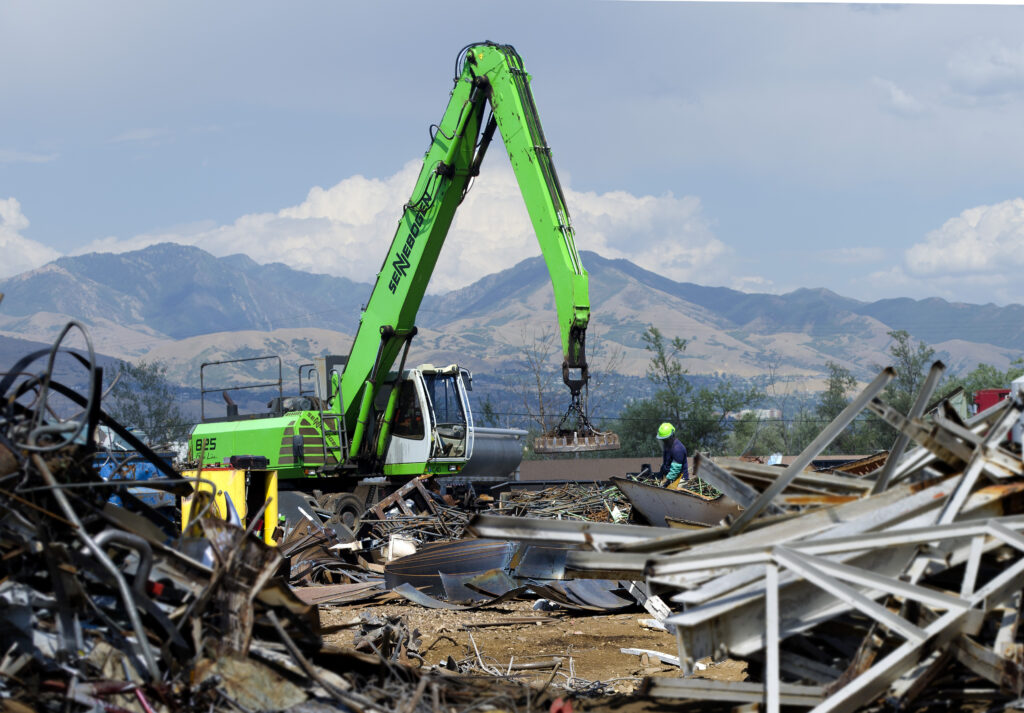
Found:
<box><xmin>321</xmin><ymin>600</ymin><xmax>687</xmax><ymax>694</ymax></box>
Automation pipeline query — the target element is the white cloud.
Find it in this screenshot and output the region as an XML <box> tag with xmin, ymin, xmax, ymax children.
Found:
<box><xmin>947</xmin><ymin>40</ymin><xmax>1024</xmax><ymax>100</ymax></box>
<box><xmin>873</xmin><ymin>198</ymin><xmax>1024</xmax><ymax>304</ymax></box>
<box><xmin>0</xmin><ymin>198</ymin><xmax>61</xmax><ymax>279</ymax></box>
<box><xmin>905</xmin><ymin>199</ymin><xmax>1024</xmax><ymax>277</ymax></box>
<box><xmin>872</xmin><ymin>78</ymin><xmax>925</xmax><ymax>117</ymax></box>
<box><xmin>76</xmin><ymin>161</ymin><xmax>738</xmax><ymax>292</ymax></box>
<box><xmin>0</xmin><ymin>149</ymin><xmax>58</xmax><ymax>164</ymax></box>
<box><xmin>566</xmin><ymin>187</ymin><xmax>730</xmax><ymax>283</ymax></box>
<box><xmin>731</xmin><ymin>275</ymin><xmax>777</xmax><ymax>294</ymax></box>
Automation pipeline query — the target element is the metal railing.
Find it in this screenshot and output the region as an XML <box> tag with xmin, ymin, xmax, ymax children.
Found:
<box><xmin>199</xmin><ymin>355</ymin><xmax>282</xmax><ymax>421</ymax></box>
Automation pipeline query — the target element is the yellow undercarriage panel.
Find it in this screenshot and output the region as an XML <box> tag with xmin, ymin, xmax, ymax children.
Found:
<box><xmin>181</xmin><ymin>468</ymin><xmax>278</xmax><ymax>545</ymax></box>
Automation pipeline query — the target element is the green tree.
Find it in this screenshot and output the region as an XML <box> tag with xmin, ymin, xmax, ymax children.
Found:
<box><xmin>614</xmin><ymin>398</ymin><xmax>664</xmax><ymax>457</ymax></box>
<box><xmin>850</xmin><ymin>330</ymin><xmax>938</xmax><ymax>452</ymax></box>
<box><xmin>478</xmin><ymin>395</ymin><xmax>501</xmax><ymax>427</ymax></box>
<box><xmin>105</xmin><ymin>360</ymin><xmax>189</xmax><ymax>445</ymax></box>
<box><xmin>939</xmin><ymin>360</ymin><xmax>1024</xmax><ymax>402</ymax></box>
<box><xmin>882</xmin><ymin>330</ymin><xmax>936</xmax><ymax>414</ymax></box>
<box><xmin>815</xmin><ymin>361</ymin><xmax>870</xmax><ymax>455</ymax></box>
<box><xmin>817</xmin><ymin>361</ymin><xmax>857</xmax><ymax>422</ymax></box>
<box><xmin>616</xmin><ymin>326</ymin><xmax>762</xmax><ymax>456</ymax></box>
<box><xmin>788</xmin><ymin>407</ymin><xmax>822</xmax><ymax>454</ymax></box>
<box><xmin>726</xmin><ymin>412</ymin><xmax>787</xmax><ymax>457</ymax></box>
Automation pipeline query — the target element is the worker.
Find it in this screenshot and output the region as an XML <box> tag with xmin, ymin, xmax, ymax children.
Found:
<box><xmin>656</xmin><ymin>422</ymin><xmax>689</xmax><ymax>486</ymax></box>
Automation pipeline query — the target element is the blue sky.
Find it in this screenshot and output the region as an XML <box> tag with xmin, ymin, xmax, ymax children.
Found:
<box><xmin>2</xmin><ymin>1</ymin><xmax>1024</xmax><ymax>304</ymax></box>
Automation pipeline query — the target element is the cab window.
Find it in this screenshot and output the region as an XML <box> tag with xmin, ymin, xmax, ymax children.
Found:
<box><xmin>391</xmin><ymin>381</ymin><xmax>424</xmax><ymax>439</ymax></box>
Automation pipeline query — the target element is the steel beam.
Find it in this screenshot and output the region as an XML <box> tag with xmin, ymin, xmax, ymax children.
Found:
<box><xmin>651</xmin><ymin>478</ymin><xmax>959</xmax><ymax>597</ymax></box>
<box><xmin>693</xmin><ymin>454</ymin><xmax>782</xmax><ymax>513</ymax></box>
<box><xmin>719</xmin><ymin>459</ymin><xmax>874</xmax><ymax>494</ymax></box>
<box><xmin>811</xmin><ymin>557</ymin><xmax>1024</xmax><ymax>713</ymax></box>
<box><xmin>667</xmin><ymin>515</ymin><xmax>1024</xmax><ymax>669</ymax></box>
<box><xmin>729</xmin><ymin>368</ymin><xmax>894</xmax><ymax>534</ymax></box>
<box><xmin>466</xmin><ymin>513</ymin><xmax>664</xmax><ymax>547</ymax></box>
<box><xmin>873</xmin><ymin>361</ymin><xmax>945</xmax><ymax>494</ymax></box>
<box><xmin>642</xmin><ymin>678</ymin><xmax>824</xmax><ymax>707</ymax></box>
<box><xmin>938</xmin><ymin>405</ymin><xmax>1022</xmax><ymax>525</ymax></box>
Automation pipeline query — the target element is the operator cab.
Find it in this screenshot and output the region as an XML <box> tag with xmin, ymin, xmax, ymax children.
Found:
<box><xmin>384</xmin><ymin>364</ymin><xmax>474</xmax><ymax>476</ymax></box>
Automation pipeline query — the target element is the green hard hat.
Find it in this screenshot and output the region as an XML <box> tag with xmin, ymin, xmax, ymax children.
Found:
<box><xmin>657</xmin><ymin>422</ymin><xmax>675</xmax><ymax>439</ymax></box>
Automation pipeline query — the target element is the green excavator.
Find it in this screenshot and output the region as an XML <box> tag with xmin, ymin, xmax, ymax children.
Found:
<box><xmin>186</xmin><ymin>42</ymin><xmax>619</xmax><ymax>530</ymax></box>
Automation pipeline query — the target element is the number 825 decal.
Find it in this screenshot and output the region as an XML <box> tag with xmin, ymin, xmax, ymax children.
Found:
<box><xmin>194</xmin><ymin>437</ymin><xmax>217</xmax><ymax>452</ymax></box>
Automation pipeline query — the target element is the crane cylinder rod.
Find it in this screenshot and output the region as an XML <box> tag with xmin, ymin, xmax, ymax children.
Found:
<box><xmin>468</xmin><ymin>114</ymin><xmax>499</xmax><ymax>179</ymax></box>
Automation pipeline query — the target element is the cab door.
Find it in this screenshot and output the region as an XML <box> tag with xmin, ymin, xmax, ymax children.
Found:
<box><xmin>421</xmin><ymin>367</ymin><xmax>474</xmax><ymax>468</ymax></box>
<box><xmin>382</xmin><ymin>376</ymin><xmax>432</xmax><ymax>476</ymax></box>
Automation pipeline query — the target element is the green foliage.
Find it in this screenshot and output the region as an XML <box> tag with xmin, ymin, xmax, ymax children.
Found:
<box><xmin>881</xmin><ymin>330</ymin><xmax>936</xmax><ymax>414</ymax></box>
<box><xmin>479</xmin><ymin>395</ymin><xmax>500</xmax><ymax>428</ymax></box>
<box><xmin>795</xmin><ymin>335</ymin><xmax>1023</xmax><ymax>457</ymax></box>
<box><xmin>827</xmin><ymin>329</ymin><xmax>945</xmax><ymax>454</ymax></box>
<box><xmin>616</xmin><ymin>326</ymin><xmax>763</xmax><ymax>456</ymax></box>
<box><xmin>106</xmin><ymin>360</ymin><xmax>189</xmax><ymax>445</ymax></box>
<box><xmin>851</xmin><ymin>330</ymin><xmax>939</xmax><ymax>451</ymax></box>
<box><xmin>939</xmin><ymin>360</ymin><xmax>1024</xmax><ymax>401</ymax></box>
<box><xmin>725</xmin><ymin>412</ymin><xmax>787</xmax><ymax>457</ymax></box>
<box><xmin>815</xmin><ymin>361</ymin><xmax>874</xmax><ymax>455</ymax></box>
<box><xmin>817</xmin><ymin>361</ymin><xmax>857</xmax><ymax>423</ymax></box>
<box><xmin>787</xmin><ymin>408</ymin><xmax>823</xmax><ymax>454</ymax></box>
<box><xmin>615</xmin><ymin>398</ymin><xmax>666</xmax><ymax>457</ymax></box>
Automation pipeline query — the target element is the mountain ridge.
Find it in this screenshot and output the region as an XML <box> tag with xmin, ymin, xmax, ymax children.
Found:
<box><xmin>1</xmin><ymin>243</ymin><xmax>1020</xmax><ymax>385</ymax></box>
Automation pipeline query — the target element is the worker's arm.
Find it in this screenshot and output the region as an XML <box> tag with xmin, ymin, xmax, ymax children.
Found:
<box><xmin>663</xmin><ymin>441</ymin><xmax>689</xmax><ymax>483</ymax></box>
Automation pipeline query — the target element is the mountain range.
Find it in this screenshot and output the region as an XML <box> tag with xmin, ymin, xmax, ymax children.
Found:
<box><xmin>1</xmin><ymin>243</ymin><xmax>1021</xmax><ymax>391</ymax></box>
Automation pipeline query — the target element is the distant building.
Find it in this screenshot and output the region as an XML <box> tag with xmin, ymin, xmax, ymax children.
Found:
<box><xmin>726</xmin><ymin>408</ymin><xmax>783</xmax><ymax>421</ymax></box>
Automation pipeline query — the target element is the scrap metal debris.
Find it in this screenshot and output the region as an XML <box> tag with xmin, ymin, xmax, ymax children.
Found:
<box><xmin>0</xmin><ymin>323</ymin><xmax>584</xmax><ymax>713</ymax></box>
<box><xmin>10</xmin><ymin>324</ymin><xmax>1024</xmax><ymax>713</ymax></box>
<box><xmin>493</xmin><ymin>481</ymin><xmax>632</xmax><ymax>523</ymax></box>
<box><xmin>467</xmin><ymin>362</ymin><xmax>1024</xmax><ymax>712</ymax></box>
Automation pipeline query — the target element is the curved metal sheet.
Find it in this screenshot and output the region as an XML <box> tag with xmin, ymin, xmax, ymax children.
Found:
<box><xmin>612</xmin><ymin>477</ymin><xmax>741</xmax><ymax>528</ymax></box>
<box><xmin>384</xmin><ymin>538</ymin><xmax>515</xmax><ymax>596</ymax></box>
<box><xmin>392</xmin><ymin>582</ymin><xmax>529</xmax><ymax>610</ymax></box>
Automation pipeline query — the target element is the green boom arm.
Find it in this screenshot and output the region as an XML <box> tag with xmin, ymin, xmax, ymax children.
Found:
<box><xmin>340</xmin><ymin>43</ymin><xmax>591</xmax><ymax>457</ymax></box>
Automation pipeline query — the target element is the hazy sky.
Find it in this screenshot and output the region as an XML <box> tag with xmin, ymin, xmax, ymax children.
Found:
<box><xmin>3</xmin><ymin>1</ymin><xmax>1024</xmax><ymax>305</ymax></box>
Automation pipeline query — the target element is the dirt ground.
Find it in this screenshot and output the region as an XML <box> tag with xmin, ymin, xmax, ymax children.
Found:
<box><xmin>319</xmin><ymin>598</ymin><xmax>748</xmax><ymax>700</ymax></box>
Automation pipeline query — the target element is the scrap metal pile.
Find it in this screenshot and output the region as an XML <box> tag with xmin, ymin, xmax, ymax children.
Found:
<box><xmin>469</xmin><ymin>364</ymin><xmax>1024</xmax><ymax>712</ymax></box>
<box><xmin>8</xmin><ymin>324</ymin><xmax>1024</xmax><ymax>713</ymax></box>
<box><xmin>0</xmin><ymin>324</ymin><xmax>557</xmax><ymax>713</ymax></box>
<box><xmin>493</xmin><ymin>482</ymin><xmax>631</xmax><ymax>522</ymax></box>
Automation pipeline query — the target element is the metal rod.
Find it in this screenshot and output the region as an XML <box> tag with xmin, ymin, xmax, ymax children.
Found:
<box><xmin>92</xmin><ymin>530</ymin><xmax>154</xmax><ymax>597</ymax></box>
<box><xmin>729</xmin><ymin>367</ymin><xmax>895</xmax><ymax>534</ymax></box>
<box><xmin>30</xmin><ymin>453</ymin><xmax>161</xmax><ymax>680</ymax></box>
<box><xmin>938</xmin><ymin>404</ymin><xmax>1020</xmax><ymax>525</ymax></box>
<box><xmin>872</xmin><ymin>361</ymin><xmax>945</xmax><ymax>494</ymax></box>
<box><xmin>765</xmin><ymin>561</ymin><xmax>780</xmax><ymax>713</ymax></box>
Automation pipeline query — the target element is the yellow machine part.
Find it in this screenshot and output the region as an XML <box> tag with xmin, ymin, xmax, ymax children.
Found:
<box><xmin>181</xmin><ymin>468</ymin><xmax>278</xmax><ymax>546</ymax></box>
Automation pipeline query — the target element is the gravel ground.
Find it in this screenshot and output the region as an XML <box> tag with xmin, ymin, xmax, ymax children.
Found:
<box><xmin>319</xmin><ymin>598</ymin><xmax>747</xmax><ymax>699</ymax></box>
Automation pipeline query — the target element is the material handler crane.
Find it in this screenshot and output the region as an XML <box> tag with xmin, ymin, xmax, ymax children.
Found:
<box><xmin>186</xmin><ymin>42</ymin><xmax>619</xmax><ymax>534</ymax></box>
